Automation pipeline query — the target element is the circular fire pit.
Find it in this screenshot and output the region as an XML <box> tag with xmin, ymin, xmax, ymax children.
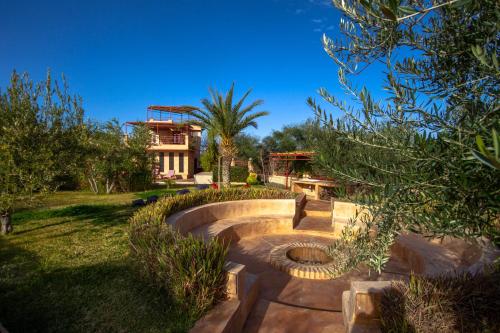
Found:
<box><xmin>269</xmin><ymin>242</ymin><xmax>339</xmax><ymax>280</ymax></box>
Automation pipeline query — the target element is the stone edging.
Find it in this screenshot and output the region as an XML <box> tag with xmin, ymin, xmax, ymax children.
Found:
<box><xmin>269</xmin><ymin>242</ymin><xmax>340</xmax><ymax>280</ymax></box>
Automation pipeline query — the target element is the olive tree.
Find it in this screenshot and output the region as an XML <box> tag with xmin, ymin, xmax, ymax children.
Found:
<box><xmin>0</xmin><ymin>71</ymin><xmax>86</xmax><ymax>234</ymax></box>
<box><xmin>310</xmin><ymin>0</ymin><xmax>499</xmax><ymax>271</ymax></box>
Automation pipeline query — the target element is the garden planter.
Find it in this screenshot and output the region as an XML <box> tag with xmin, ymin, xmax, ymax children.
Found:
<box><xmin>1</xmin><ymin>213</ymin><xmax>12</xmax><ymax>234</ymax></box>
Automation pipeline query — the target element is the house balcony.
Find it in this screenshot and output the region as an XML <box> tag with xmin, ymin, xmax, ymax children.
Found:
<box><xmin>148</xmin><ymin>134</ymin><xmax>200</xmax><ymax>151</ymax></box>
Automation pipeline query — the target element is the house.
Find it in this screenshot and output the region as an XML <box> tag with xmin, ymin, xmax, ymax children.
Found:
<box><xmin>126</xmin><ymin>105</ymin><xmax>202</xmax><ymax>179</ymax></box>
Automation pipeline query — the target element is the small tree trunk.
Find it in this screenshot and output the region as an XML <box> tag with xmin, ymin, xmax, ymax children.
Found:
<box><xmin>88</xmin><ymin>177</ymin><xmax>99</xmax><ymax>194</ymax></box>
<box><xmin>106</xmin><ymin>178</ymin><xmax>115</xmax><ymax>194</ymax></box>
<box><xmin>222</xmin><ymin>155</ymin><xmax>231</xmax><ymax>188</ymax></box>
<box><xmin>1</xmin><ymin>213</ymin><xmax>13</xmax><ymax>235</ymax></box>
<box><xmin>259</xmin><ymin>149</ymin><xmax>267</xmax><ymax>183</ymax></box>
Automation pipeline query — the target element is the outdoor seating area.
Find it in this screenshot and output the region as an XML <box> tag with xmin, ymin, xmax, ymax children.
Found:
<box><xmin>163</xmin><ymin>195</ymin><xmax>495</xmax><ymax>332</ymax></box>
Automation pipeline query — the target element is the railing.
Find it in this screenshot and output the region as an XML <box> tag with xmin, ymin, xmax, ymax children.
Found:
<box><xmin>152</xmin><ymin>135</ymin><xmax>186</xmax><ymax>145</ymax></box>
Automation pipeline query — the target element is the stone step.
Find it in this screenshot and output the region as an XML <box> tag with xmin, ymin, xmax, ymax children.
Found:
<box><xmin>304</xmin><ymin>199</ymin><xmax>331</xmax><ymax>211</ymax></box>
<box><xmin>295</xmin><ymin>216</ymin><xmax>334</xmax><ymax>234</ymax></box>
<box><xmin>342</xmin><ymin>281</ymin><xmax>390</xmax><ymax>333</ymax></box>
<box><xmin>303</xmin><ymin>200</ymin><xmax>331</xmax><ymax>218</ymax></box>
<box><xmin>243</xmin><ymin>298</ymin><xmax>345</xmax><ymax>333</ymax></box>
<box><xmin>303</xmin><ymin>209</ymin><xmax>331</xmax><ymax>218</ymax></box>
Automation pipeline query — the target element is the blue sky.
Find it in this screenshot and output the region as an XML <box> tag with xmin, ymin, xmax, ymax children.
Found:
<box><xmin>0</xmin><ymin>0</ymin><xmax>385</xmax><ymax>137</ymax></box>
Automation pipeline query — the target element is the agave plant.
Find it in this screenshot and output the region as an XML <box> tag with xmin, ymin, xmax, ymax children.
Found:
<box><xmin>189</xmin><ymin>84</ymin><xmax>268</xmax><ymax>187</ymax></box>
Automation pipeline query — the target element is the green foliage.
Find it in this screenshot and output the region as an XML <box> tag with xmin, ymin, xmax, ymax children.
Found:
<box><xmin>311</xmin><ymin>0</ymin><xmax>500</xmax><ymax>270</ymax></box>
<box><xmin>234</xmin><ymin>133</ymin><xmax>261</xmax><ymax>161</ymax></box>
<box><xmin>0</xmin><ymin>71</ymin><xmax>86</xmax><ymax>216</ymax></box>
<box><xmin>200</xmin><ymin>128</ymin><xmax>219</xmax><ymax>172</ymax></box>
<box><xmin>84</xmin><ymin>121</ymin><xmax>154</xmax><ymax>194</ymax></box>
<box><xmin>129</xmin><ymin>188</ymin><xmax>296</xmax><ymax>321</ymax></box>
<box><xmin>262</xmin><ymin>122</ymin><xmax>314</xmax><ymax>153</ymax></box>
<box><xmin>189</xmin><ymin>83</ymin><xmax>268</xmax><ymax>186</ymax></box>
<box><xmin>121</xmin><ymin>123</ymin><xmax>156</xmax><ymax>191</ymax></box>
<box><xmin>246</xmin><ymin>172</ymin><xmax>259</xmax><ymax>185</ymax></box>
<box><xmin>472</xmin><ymin>128</ymin><xmax>500</xmax><ymax>170</ymax></box>
<box><xmin>130</xmin><ymin>222</ymin><xmax>228</xmax><ymax>320</ymax></box>
<box><xmin>381</xmin><ymin>266</ymin><xmax>500</xmax><ymax>333</ymax></box>
<box><xmin>212</xmin><ymin>165</ymin><xmax>249</xmax><ymax>183</ymax></box>
<box><xmin>165</xmin><ymin>233</ymin><xmax>228</xmax><ymax>318</ymax></box>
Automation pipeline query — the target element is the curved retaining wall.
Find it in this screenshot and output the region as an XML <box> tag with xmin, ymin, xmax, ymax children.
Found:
<box><xmin>166</xmin><ymin>199</ymin><xmax>297</xmax><ymax>235</ymax></box>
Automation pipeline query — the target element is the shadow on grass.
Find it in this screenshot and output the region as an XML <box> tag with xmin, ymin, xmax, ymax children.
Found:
<box><xmin>13</xmin><ymin>204</ymin><xmax>137</xmax><ymax>235</ymax></box>
<box><xmin>0</xmin><ymin>238</ymin><xmax>192</xmax><ymax>333</ymax></box>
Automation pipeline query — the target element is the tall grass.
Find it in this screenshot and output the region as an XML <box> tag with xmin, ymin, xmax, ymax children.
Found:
<box><xmin>380</xmin><ymin>265</ymin><xmax>500</xmax><ymax>333</ymax></box>
<box><xmin>129</xmin><ymin>188</ymin><xmax>296</xmax><ymax>322</ymax></box>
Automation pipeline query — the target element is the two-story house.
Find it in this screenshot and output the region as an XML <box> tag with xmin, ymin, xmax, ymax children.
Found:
<box><xmin>127</xmin><ymin>105</ymin><xmax>202</xmax><ymax>179</ymax></box>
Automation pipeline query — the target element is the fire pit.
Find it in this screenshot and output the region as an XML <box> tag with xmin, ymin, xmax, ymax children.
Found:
<box><xmin>269</xmin><ymin>242</ymin><xmax>339</xmax><ymax>280</ymax></box>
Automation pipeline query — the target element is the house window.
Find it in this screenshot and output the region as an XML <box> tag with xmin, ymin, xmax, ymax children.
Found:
<box><xmin>159</xmin><ymin>152</ymin><xmax>164</xmax><ymax>172</ymax></box>
<box><xmin>179</xmin><ymin>152</ymin><xmax>184</xmax><ymax>173</ymax></box>
<box><xmin>169</xmin><ymin>152</ymin><xmax>174</xmax><ymax>171</ymax></box>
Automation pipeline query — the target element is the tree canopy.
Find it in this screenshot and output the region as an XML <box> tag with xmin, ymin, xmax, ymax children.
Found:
<box><xmin>310</xmin><ymin>0</ymin><xmax>500</xmax><ymax>271</ymax></box>
<box><xmin>190</xmin><ymin>84</ymin><xmax>268</xmax><ymax>186</ymax></box>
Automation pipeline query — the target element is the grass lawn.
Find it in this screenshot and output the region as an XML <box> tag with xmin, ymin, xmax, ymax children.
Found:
<box><xmin>0</xmin><ymin>189</ymin><xmax>195</xmax><ymax>333</ymax></box>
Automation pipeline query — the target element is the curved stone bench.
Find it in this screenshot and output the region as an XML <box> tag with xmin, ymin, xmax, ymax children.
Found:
<box><xmin>166</xmin><ymin>199</ymin><xmax>298</xmax><ymax>241</ymax></box>
<box><xmin>392</xmin><ymin>233</ymin><xmax>491</xmax><ymax>276</ymax></box>
<box><xmin>330</xmin><ymin>201</ymin><xmax>491</xmax><ymax>276</ymax></box>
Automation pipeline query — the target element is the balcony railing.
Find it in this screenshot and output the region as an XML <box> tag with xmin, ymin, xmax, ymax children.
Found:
<box><xmin>152</xmin><ymin>135</ymin><xmax>186</xmax><ymax>145</ymax></box>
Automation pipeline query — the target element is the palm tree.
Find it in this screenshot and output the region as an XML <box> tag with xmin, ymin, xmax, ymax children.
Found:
<box><xmin>190</xmin><ymin>84</ymin><xmax>268</xmax><ymax>187</ymax></box>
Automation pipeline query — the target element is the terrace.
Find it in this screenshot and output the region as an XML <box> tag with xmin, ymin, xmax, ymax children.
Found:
<box><xmin>126</xmin><ymin>105</ymin><xmax>202</xmax><ymax>150</ymax></box>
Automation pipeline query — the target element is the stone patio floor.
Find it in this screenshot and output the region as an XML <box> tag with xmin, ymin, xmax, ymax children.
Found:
<box><xmin>226</xmin><ymin>234</ymin><xmax>410</xmax><ymax>332</ymax></box>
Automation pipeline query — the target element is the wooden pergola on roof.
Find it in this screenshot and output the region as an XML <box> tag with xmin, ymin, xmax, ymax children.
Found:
<box><xmin>125</xmin><ymin>105</ymin><xmax>201</xmax><ymax>134</ymax></box>
<box><xmin>147</xmin><ymin>105</ymin><xmax>197</xmax><ymax>113</ymax></box>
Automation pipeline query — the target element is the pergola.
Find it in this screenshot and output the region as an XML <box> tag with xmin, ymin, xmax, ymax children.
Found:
<box><xmin>124</xmin><ymin>105</ymin><xmax>200</xmax><ymax>135</ymax></box>
<box><xmin>269</xmin><ymin>151</ymin><xmax>315</xmax><ymax>189</ymax></box>
<box><xmin>146</xmin><ymin>105</ymin><xmax>197</xmax><ymax>123</ymax></box>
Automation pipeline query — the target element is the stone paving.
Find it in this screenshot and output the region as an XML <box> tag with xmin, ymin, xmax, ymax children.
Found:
<box><xmin>226</xmin><ymin>233</ymin><xmax>410</xmax><ymax>332</ymax></box>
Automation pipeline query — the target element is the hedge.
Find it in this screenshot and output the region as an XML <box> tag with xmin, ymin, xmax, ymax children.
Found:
<box><xmin>212</xmin><ymin>165</ymin><xmax>249</xmax><ymax>182</ymax></box>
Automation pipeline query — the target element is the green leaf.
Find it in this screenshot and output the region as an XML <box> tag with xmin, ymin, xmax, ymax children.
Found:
<box><xmin>399</xmin><ymin>6</ymin><xmax>418</xmax><ymax>15</ymax></box>
<box><xmin>492</xmin><ymin>54</ymin><xmax>499</xmax><ymax>70</ymax></box>
<box><xmin>476</xmin><ymin>135</ymin><xmax>488</xmax><ymax>155</ymax></box>
<box><xmin>360</xmin><ymin>0</ymin><xmax>371</xmax><ymax>10</ymax></box>
<box><xmin>450</xmin><ymin>0</ymin><xmax>472</xmax><ymax>8</ymax></box>
<box><xmin>380</xmin><ymin>5</ymin><xmax>397</xmax><ymax>21</ymax></box>
<box><xmin>493</xmin><ymin>129</ymin><xmax>499</xmax><ymax>159</ymax></box>
<box><xmin>472</xmin><ymin>150</ymin><xmax>500</xmax><ymax>170</ymax></box>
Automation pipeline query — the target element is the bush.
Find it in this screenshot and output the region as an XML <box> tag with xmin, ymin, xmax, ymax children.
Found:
<box><xmin>212</xmin><ymin>165</ymin><xmax>249</xmax><ymax>182</ymax></box>
<box><xmin>129</xmin><ymin>188</ymin><xmax>297</xmax><ymax>321</ymax></box>
<box><xmin>130</xmin><ymin>188</ymin><xmax>296</xmax><ymax>229</ymax></box>
<box><xmin>129</xmin><ymin>222</ymin><xmax>227</xmax><ymax>319</ymax></box>
<box><xmin>380</xmin><ymin>266</ymin><xmax>500</xmax><ymax>333</ymax></box>
<box><xmin>246</xmin><ymin>172</ymin><xmax>259</xmax><ymax>185</ymax></box>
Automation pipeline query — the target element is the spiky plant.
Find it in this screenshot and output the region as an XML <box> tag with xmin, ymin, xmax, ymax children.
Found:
<box><xmin>190</xmin><ymin>84</ymin><xmax>268</xmax><ymax>187</ymax></box>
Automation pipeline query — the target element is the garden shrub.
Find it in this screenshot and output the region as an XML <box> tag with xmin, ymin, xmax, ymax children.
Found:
<box><xmin>129</xmin><ymin>188</ymin><xmax>296</xmax><ymax>321</ymax></box>
<box><xmin>212</xmin><ymin>165</ymin><xmax>249</xmax><ymax>182</ymax></box>
<box><xmin>246</xmin><ymin>172</ymin><xmax>259</xmax><ymax>185</ymax></box>
<box><xmin>380</xmin><ymin>265</ymin><xmax>500</xmax><ymax>333</ymax></box>
<box><xmin>129</xmin><ymin>222</ymin><xmax>227</xmax><ymax>319</ymax></box>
